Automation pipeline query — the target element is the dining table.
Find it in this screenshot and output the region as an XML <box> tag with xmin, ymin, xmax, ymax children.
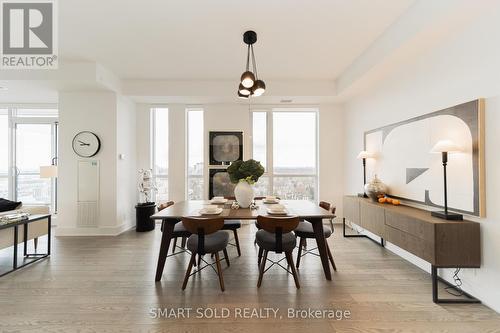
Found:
<box><xmin>151</xmin><ymin>199</ymin><xmax>335</xmax><ymax>281</ymax></box>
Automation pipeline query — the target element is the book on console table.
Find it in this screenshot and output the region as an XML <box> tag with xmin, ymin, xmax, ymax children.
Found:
<box><xmin>0</xmin><ymin>213</ymin><xmax>30</xmax><ymax>225</ymax></box>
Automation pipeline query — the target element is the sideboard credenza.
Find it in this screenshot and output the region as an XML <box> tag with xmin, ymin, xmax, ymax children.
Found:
<box><xmin>343</xmin><ymin>195</ymin><xmax>481</xmax><ymax>304</ymax></box>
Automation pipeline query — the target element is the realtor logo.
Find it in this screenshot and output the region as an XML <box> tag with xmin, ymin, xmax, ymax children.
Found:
<box><xmin>1</xmin><ymin>0</ymin><xmax>58</xmax><ymax>69</ymax></box>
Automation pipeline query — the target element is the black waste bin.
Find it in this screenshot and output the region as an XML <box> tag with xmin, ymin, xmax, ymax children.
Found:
<box><xmin>135</xmin><ymin>202</ymin><xmax>156</xmax><ymax>232</ymax></box>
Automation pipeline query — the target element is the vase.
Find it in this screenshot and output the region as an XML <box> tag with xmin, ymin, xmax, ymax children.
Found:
<box><xmin>234</xmin><ymin>181</ymin><xmax>254</xmax><ymax>208</ymax></box>
<box><xmin>364</xmin><ymin>175</ymin><xmax>388</xmax><ymax>202</ymax></box>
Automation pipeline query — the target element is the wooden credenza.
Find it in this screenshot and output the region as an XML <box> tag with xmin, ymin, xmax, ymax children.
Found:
<box><xmin>343</xmin><ymin>195</ymin><xmax>481</xmax><ymax>303</ymax></box>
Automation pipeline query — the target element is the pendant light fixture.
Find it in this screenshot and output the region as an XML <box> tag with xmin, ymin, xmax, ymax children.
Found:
<box><xmin>237</xmin><ymin>30</ymin><xmax>266</xmax><ymax>98</ymax></box>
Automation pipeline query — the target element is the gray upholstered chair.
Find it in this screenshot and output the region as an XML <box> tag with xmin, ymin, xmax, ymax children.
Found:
<box><xmin>158</xmin><ymin>201</ymin><xmax>191</xmax><ymax>256</ymax></box>
<box><xmin>255</xmin><ymin>215</ymin><xmax>300</xmax><ymax>289</ymax></box>
<box><xmin>181</xmin><ymin>217</ymin><xmax>230</xmax><ymax>291</ymax></box>
<box><xmin>294</xmin><ymin>201</ymin><xmax>337</xmax><ymax>271</ymax></box>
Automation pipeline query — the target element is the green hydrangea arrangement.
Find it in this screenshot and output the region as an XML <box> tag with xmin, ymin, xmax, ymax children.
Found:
<box><xmin>227</xmin><ymin>159</ymin><xmax>265</xmax><ymax>184</ymax></box>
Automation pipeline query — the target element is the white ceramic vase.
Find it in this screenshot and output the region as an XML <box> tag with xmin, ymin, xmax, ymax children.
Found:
<box><xmin>234</xmin><ymin>181</ymin><xmax>254</xmax><ymax>208</ymax></box>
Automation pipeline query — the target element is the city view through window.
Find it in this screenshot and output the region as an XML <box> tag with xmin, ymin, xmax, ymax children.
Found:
<box><xmin>150</xmin><ymin>108</ymin><xmax>317</xmax><ymax>201</ymax></box>
<box><xmin>0</xmin><ymin>108</ymin><xmax>58</xmax><ymax>208</ymax></box>
<box><xmin>253</xmin><ymin>110</ymin><xmax>318</xmax><ymax>201</ymax></box>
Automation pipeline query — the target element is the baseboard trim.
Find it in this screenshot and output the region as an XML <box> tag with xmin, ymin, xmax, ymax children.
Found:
<box><xmin>55</xmin><ymin>222</ymin><xmax>135</xmax><ymax>236</ymax></box>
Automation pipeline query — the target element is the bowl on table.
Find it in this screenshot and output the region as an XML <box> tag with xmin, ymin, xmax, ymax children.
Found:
<box><xmin>200</xmin><ymin>204</ymin><xmax>223</xmax><ymax>215</ymax></box>
<box><xmin>210</xmin><ymin>196</ymin><xmax>228</xmax><ymax>204</ymax></box>
<box><xmin>267</xmin><ymin>204</ymin><xmax>287</xmax><ymax>215</ymax></box>
<box><xmin>263</xmin><ymin>196</ymin><xmax>280</xmax><ymax>204</ymax></box>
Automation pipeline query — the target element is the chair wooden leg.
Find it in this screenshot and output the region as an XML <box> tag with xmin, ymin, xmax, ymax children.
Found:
<box><xmin>197</xmin><ymin>254</ymin><xmax>202</xmax><ymax>268</ymax></box>
<box><xmin>182</xmin><ymin>253</ymin><xmax>196</xmax><ymax>290</ymax></box>
<box><xmin>214</xmin><ymin>252</ymin><xmax>225</xmax><ymax>291</ymax></box>
<box><xmin>258</xmin><ymin>247</ymin><xmax>263</xmax><ymax>265</ymax></box>
<box><xmin>285</xmin><ymin>251</ymin><xmax>300</xmax><ymax>289</ymax></box>
<box><xmin>296</xmin><ymin>237</ymin><xmax>305</xmax><ymax>268</ymax></box>
<box><xmin>257</xmin><ymin>250</ymin><xmax>268</xmax><ymax>288</ymax></box>
<box><xmin>326</xmin><ymin>243</ymin><xmax>337</xmax><ymax>271</ymax></box>
<box><xmin>233</xmin><ymin>229</ymin><xmax>241</xmax><ymax>256</ymax></box>
<box><xmin>172</xmin><ymin>237</ymin><xmax>178</xmax><ymax>254</ymax></box>
<box><xmin>33</xmin><ymin>237</ymin><xmax>38</xmax><ymax>251</ymax></box>
<box><xmin>223</xmin><ymin>248</ymin><xmax>230</xmax><ymax>267</ymax></box>
<box><xmin>181</xmin><ymin>237</ymin><xmax>187</xmax><ymax>248</ymax></box>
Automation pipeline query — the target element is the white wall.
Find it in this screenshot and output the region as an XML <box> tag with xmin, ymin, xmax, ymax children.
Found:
<box><xmin>116</xmin><ymin>96</ymin><xmax>138</xmax><ymax>230</ymax></box>
<box><xmin>57</xmin><ymin>91</ymin><xmax>137</xmax><ymax>236</ymax></box>
<box><xmin>343</xmin><ymin>8</ymin><xmax>500</xmax><ymax>312</ymax></box>
<box><xmin>136</xmin><ymin>103</ymin><xmax>345</xmax><ymax>213</ymax></box>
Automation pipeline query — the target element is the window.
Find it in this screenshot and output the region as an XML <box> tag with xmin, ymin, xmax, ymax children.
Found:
<box><xmin>187</xmin><ymin>109</ymin><xmax>204</xmax><ymax>199</ymax></box>
<box><xmin>0</xmin><ymin>107</ymin><xmax>58</xmax><ymax>210</ymax></box>
<box><xmin>0</xmin><ymin>109</ymin><xmax>8</xmax><ymax>198</ymax></box>
<box><xmin>252</xmin><ymin>111</ymin><xmax>268</xmax><ymax>197</ymax></box>
<box><xmin>15</xmin><ymin>123</ymin><xmax>53</xmax><ymax>205</ymax></box>
<box><xmin>252</xmin><ymin>109</ymin><xmax>318</xmax><ymax>201</ymax></box>
<box><xmin>151</xmin><ymin>107</ymin><xmax>169</xmax><ymax>201</ymax></box>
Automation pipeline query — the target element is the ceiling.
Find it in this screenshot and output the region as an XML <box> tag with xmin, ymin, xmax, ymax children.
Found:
<box><xmin>60</xmin><ymin>0</ymin><xmax>414</xmax><ymax>81</ymax></box>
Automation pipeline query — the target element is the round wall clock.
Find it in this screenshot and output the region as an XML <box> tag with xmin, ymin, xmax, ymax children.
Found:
<box><xmin>72</xmin><ymin>131</ymin><xmax>101</xmax><ymax>157</ymax></box>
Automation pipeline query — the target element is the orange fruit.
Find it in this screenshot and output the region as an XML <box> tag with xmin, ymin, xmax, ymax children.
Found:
<box><xmin>378</xmin><ymin>198</ymin><xmax>386</xmax><ymax>203</ymax></box>
<box><xmin>392</xmin><ymin>199</ymin><xmax>401</xmax><ymax>205</ymax></box>
<box><xmin>386</xmin><ymin>198</ymin><xmax>393</xmax><ymax>204</ymax></box>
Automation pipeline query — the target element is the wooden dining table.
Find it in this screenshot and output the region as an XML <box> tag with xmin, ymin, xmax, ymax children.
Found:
<box><xmin>151</xmin><ymin>200</ymin><xmax>335</xmax><ymax>281</ymax></box>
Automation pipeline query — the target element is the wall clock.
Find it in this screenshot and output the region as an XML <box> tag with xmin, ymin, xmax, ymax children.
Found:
<box><xmin>72</xmin><ymin>131</ymin><xmax>101</xmax><ymax>157</ymax></box>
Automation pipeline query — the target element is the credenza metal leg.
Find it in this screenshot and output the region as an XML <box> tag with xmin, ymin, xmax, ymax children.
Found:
<box><xmin>343</xmin><ymin>218</ymin><xmax>385</xmax><ymax>247</ymax></box>
<box><xmin>431</xmin><ymin>265</ymin><xmax>481</xmax><ymax>304</ymax></box>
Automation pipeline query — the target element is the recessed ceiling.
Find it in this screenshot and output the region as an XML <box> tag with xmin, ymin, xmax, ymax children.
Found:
<box><xmin>60</xmin><ymin>0</ymin><xmax>414</xmax><ymax>80</ymax></box>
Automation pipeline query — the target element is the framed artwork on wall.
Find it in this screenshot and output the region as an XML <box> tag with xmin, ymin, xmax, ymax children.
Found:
<box><xmin>209</xmin><ymin>131</ymin><xmax>243</xmax><ymax>166</ymax></box>
<box><xmin>208</xmin><ymin>169</ymin><xmax>236</xmax><ymax>199</ymax></box>
<box><xmin>364</xmin><ymin>99</ymin><xmax>485</xmax><ymax>217</ymax></box>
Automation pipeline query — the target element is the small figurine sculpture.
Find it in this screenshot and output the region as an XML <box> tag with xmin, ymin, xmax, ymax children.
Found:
<box><xmin>138</xmin><ymin>169</ymin><xmax>157</xmax><ymax>204</ymax></box>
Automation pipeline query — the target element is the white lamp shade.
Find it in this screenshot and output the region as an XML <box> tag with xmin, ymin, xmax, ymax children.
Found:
<box><xmin>430</xmin><ymin>140</ymin><xmax>462</xmax><ymax>153</ymax></box>
<box><xmin>357</xmin><ymin>151</ymin><xmax>373</xmax><ymax>159</ymax></box>
<box><xmin>40</xmin><ymin>165</ymin><xmax>58</xmax><ymax>178</ymax></box>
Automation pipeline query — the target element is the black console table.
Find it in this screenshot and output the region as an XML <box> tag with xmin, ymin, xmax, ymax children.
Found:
<box><xmin>0</xmin><ymin>214</ymin><xmax>51</xmax><ymax>277</ymax></box>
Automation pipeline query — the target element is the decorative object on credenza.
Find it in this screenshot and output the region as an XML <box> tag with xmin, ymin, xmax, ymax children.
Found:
<box><xmin>227</xmin><ymin>159</ymin><xmax>265</xmax><ymax>208</ymax></box>
<box><xmin>430</xmin><ymin>140</ymin><xmax>463</xmax><ymax>220</ymax></box>
<box><xmin>209</xmin><ymin>131</ymin><xmax>243</xmax><ymax>165</ymax></box>
<box><xmin>72</xmin><ymin>131</ymin><xmax>101</xmax><ymax>157</ymax></box>
<box><xmin>237</xmin><ymin>30</ymin><xmax>266</xmax><ymax>99</ymax></box>
<box><xmin>364</xmin><ymin>99</ymin><xmax>485</xmax><ymax>217</ymax></box>
<box><xmin>209</xmin><ymin>169</ymin><xmax>236</xmax><ymax>199</ymax></box>
<box><xmin>357</xmin><ymin>150</ymin><xmax>374</xmax><ymax>197</ymax></box>
<box><xmin>378</xmin><ymin>196</ymin><xmax>400</xmax><ymax>205</ymax></box>
<box><xmin>364</xmin><ymin>175</ymin><xmax>387</xmax><ymax>202</ymax></box>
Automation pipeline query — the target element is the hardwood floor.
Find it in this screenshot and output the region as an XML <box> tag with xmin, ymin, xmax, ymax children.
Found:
<box><xmin>0</xmin><ymin>223</ymin><xmax>499</xmax><ymax>332</ymax></box>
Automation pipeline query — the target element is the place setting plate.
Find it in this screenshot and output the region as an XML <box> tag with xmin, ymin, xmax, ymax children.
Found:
<box><xmin>266</xmin><ymin>209</ymin><xmax>288</xmax><ymax>216</ymax></box>
<box><xmin>199</xmin><ymin>205</ymin><xmax>223</xmax><ymax>215</ymax></box>
<box><xmin>266</xmin><ymin>204</ymin><xmax>288</xmax><ymax>216</ymax></box>
<box><xmin>210</xmin><ymin>197</ymin><xmax>228</xmax><ymax>204</ymax></box>
<box><xmin>199</xmin><ymin>207</ymin><xmax>223</xmax><ymax>216</ymax></box>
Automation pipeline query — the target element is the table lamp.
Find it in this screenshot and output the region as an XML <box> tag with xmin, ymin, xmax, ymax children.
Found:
<box><xmin>430</xmin><ymin>140</ymin><xmax>463</xmax><ymax>220</ymax></box>
<box><xmin>357</xmin><ymin>151</ymin><xmax>373</xmax><ymax>198</ymax></box>
<box><xmin>40</xmin><ymin>157</ymin><xmax>58</xmax><ymax>213</ymax></box>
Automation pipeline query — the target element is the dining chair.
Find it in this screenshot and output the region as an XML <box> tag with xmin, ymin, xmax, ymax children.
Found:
<box><xmin>253</xmin><ymin>196</ymin><xmax>279</xmax><ymax>246</ymax></box>
<box><xmin>294</xmin><ymin>201</ymin><xmax>337</xmax><ymax>271</ymax></box>
<box><xmin>181</xmin><ymin>217</ymin><xmax>230</xmax><ymax>291</ymax></box>
<box><xmin>221</xmin><ymin>196</ymin><xmax>242</xmax><ymax>257</ymax></box>
<box><xmin>255</xmin><ymin>215</ymin><xmax>300</xmax><ymax>289</ymax></box>
<box><xmin>158</xmin><ymin>201</ymin><xmax>191</xmax><ymax>256</ymax></box>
